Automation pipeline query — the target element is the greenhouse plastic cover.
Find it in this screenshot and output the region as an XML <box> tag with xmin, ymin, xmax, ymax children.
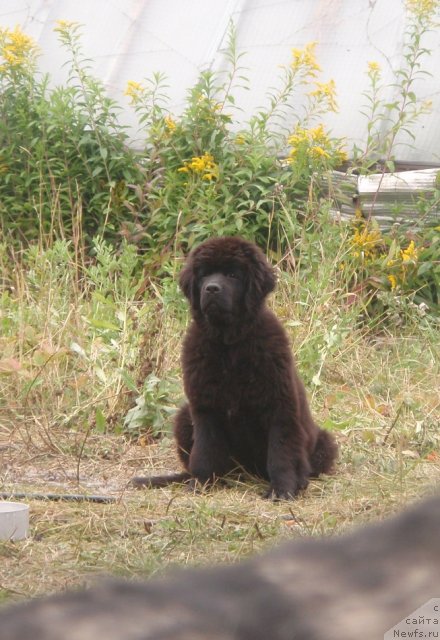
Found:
<box><xmin>1</xmin><ymin>0</ymin><xmax>439</xmax><ymax>163</ymax></box>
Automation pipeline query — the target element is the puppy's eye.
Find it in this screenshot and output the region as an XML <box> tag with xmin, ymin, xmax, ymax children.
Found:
<box><xmin>227</xmin><ymin>272</ymin><xmax>238</xmax><ymax>279</ymax></box>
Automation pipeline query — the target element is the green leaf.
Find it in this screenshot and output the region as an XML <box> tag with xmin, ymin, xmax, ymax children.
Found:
<box><xmin>417</xmin><ymin>261</ymin><xmax>433</xmax><ymax>276</ymax></box>
<box><xmin>95</xmin><ymin>408</ymin><xmax>107</xmax><ymax>433</ymax></box>
<box><xmin>385</xmin><ymin>160</ymin><xmax>395</xmax><ymax>173</ymax></box>
<box><xmin>322</xmin><ymin>418</ymin><xmax>352</xmax><ymax>431</ymax></box>
<box><xmin>119</xmin><ymin>369</ymin><xmax>139</xmax><ymax>393</ymax></box>
<box><xmin>88</xmin><ymin>317</ymin><xmax>120</xmax><ymax>331</ymax></box>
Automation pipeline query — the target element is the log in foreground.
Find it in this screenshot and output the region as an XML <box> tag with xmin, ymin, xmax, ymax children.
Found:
<box><xmin>1</xmin><ymin>494</ymin><xmax>439</xmax><ymax>640</ymax></box>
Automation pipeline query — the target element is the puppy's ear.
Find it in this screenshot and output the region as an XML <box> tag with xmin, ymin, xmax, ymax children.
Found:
<box><xmin>179</xmin><ymin>260</ymin><xmax>194</xmax><ymax>301</ymax></box>
<box><xmin>255</xmin><ymin>253</ymin><xmax>276</xmax><ymax>297</ymax></box>
<box><xmin>245</xmin><ymin>251</ymin><xmax>276</xmax><ymax>311</ymax></box>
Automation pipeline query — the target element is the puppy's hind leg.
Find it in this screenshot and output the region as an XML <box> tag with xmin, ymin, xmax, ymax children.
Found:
<box><xmin>174</xmin><ymin>403</ymin><xmax>194</xmax><ymax>469</ymax></box>
<box><xmin>310</xmin><ymin>429</ymin><xmax>338</xmax><ymax>477</ymax></box>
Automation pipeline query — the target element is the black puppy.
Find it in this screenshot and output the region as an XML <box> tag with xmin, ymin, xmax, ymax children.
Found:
<box><xmin>134</xmin><ymin>237</ymin><xmax>337</xmax><ymax>499</ymax></box>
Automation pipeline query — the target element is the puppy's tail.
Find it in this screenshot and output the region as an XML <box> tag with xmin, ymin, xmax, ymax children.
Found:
<box><xmin>131</xmin><ymin>472</ymin><xmax>191</xmax><ymax>489</ymax></box>
<box><xmin>310</xmin><ymin>429</ymin><xmax>338</xmax><ymax>477</ymax></box>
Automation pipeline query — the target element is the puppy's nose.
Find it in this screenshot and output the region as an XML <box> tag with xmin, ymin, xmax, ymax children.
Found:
<box><xmin>205</xmin><ymin>282</ymin><xmax>221</xmax><ymax>294</ymax></box>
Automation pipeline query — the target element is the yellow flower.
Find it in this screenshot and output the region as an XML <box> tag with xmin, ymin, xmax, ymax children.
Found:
<box><xmin>189</xmin><ymin>157</ymin><xmax>205</xmax><ymax>172</ymax></box>
<box><xmin>287</xmin><ymin>123</ymin><xmax>345</xmax><ymax>165</ymax></box>
<box><xmin>308</xmin><ymin>79</ymin><xmax>338</xmax><ymax>112</ymax></box>
<box><xmin>336</xmin><ymin>149</ymin><xmax>348</xmax><ymax>164</ymax></box>
<box><xmin>188</xmin><ymin>153</ymin><xmax>214</xmax><ymax>173</ymax></box>
<box><xmin>405</xmin><ymin>0</ymin><xmax>438</xmax><ymax>17</ymax></box>
<box><xmin>388</xmin><ymin>274</ymin><xmax>398</xmax><ymax>290</ymax></box>
<box><xmin>288</xmin><ymin>133</ymin><xmax>305</xmax><ymax>147</ymax></box>
<box><xmin>178</xmin><ymin>153</ymin><xmax>219</xmax><ymax>180</ymax></box>
<box><xmin>351</xmin><ymin>222</ymin><xmax>382</xmax><ymax>259</ymax></box>
<box><xmin>164</xmin><ymin>115</ymin><xmax>177</xmax><ymax>132</ymax></box>
<box><xmin>54</xmin><ymin>20</ymin><xmax>78</xmax><ymax>32</ymax></box>
<box><xmin>288</xmin><ymin>124</ymin><xmax>323</xmax><ymax>148</ymax></box>
<box><xmin>235</xmin><ymin>134</ymin><xmax>246</xmax><ymax>145</ymax></box>
<box><xmin>310</xmin><ymin>145</ymin><xmax>331</xmax><ymax>159</ymax></box>
<box><xmin>0</xmin><ymin>26</ymin><xmax>38</xmax><ymax>71</ymax></box>
<box><xmin>367</xmin><ymin>61</ymin><xmax>381</xmax><ymax>73</ymax></box>
<box><xmin>291</xmin><ymin>42</ymin><xmax>321</xmax><ymax>77</ymax></box>
<box><xmin>422</xmin><ymin>99</ymin><xmax>433</xmax><ymax>112</ymax></box>
<box><xmin>310</xmin><ymin>124</ymin><xmax>329</xmax><ymax>144</ymax></box>
<box><xmin>125</xmin><ymin>80</ymin><xmax>143</xmax><ymax>103</ymax></box>
<box><xmin>400</xmin><ymin>240</ymin><xmax>418</xmax><ymax>262</ymax></box>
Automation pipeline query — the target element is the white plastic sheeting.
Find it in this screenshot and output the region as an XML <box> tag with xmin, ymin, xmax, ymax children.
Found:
<box><xmin>1</xmin><ymin>0</ymin><xmax>439</xmax><ymax>162</ymax></box>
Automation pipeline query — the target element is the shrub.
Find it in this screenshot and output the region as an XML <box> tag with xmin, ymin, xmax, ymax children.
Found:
<box><xmin>0</xmin><ymin>22</ymin><xmax>141</xmax><ymax>243</ymax></box>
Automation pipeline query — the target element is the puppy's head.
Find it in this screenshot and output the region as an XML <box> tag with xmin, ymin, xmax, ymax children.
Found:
<box><xmin>179</xmin><ymin>237</ymin><xmax>275</xmax><ymax>324</ymax></box>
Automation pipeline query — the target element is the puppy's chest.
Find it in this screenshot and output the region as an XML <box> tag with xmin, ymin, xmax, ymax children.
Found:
<box><xmin>219</xmin><ymin>353</ymin><xmax>245</xmax><ymax>388</ymax></box>
<box><xmin>203</xmin><ymin>346</ymin><xmax>260</xmax><ymax>407</ymax></box>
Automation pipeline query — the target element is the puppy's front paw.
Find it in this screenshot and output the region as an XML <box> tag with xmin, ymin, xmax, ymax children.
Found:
<box><xmin>263</xmin><ymin>486</ymin><xmax>298</xmax><ymax>501</ymax></box>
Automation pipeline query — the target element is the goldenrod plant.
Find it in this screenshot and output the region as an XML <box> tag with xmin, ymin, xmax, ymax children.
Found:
<box><xmin>353</xmin><ymin>0</ymin><xmax>437</xmax><ymax>176</ymax></box>
<box><xmin>342</xmin><ymin>0</ymin><xmax>440</xmax><ymax>312</ymax></box>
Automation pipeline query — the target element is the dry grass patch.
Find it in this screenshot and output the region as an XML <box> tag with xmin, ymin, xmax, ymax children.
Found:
<box><xmin>1</xmin><ymin>374</ymin><xmax>439</xmax><ymax>604</ymax></box>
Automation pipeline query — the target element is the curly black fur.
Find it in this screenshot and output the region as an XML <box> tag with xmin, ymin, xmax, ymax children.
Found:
<box><xmin>134</xmin><ymin>237</ymin><xmax>337</xmax><ymax>499</ymax></box>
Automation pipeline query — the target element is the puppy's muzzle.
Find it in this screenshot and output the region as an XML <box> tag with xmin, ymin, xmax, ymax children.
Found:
<box><xmin>202</xmin><ymin>276</ymin><xmax>224</xmax><ymax>296</ymax></box>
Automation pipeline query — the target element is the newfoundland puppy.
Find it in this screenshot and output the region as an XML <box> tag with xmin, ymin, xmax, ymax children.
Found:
<box><xmin>134</xmin><ymin>237</ymin><xmax>337</xmax><ymax>499</ymax></box>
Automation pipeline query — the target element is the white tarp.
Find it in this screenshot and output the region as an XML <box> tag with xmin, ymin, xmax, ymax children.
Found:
<box><xmin>1</xmin><ymin>0</ymin><xmax>439</xmax><ymax>162</ymax></box>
